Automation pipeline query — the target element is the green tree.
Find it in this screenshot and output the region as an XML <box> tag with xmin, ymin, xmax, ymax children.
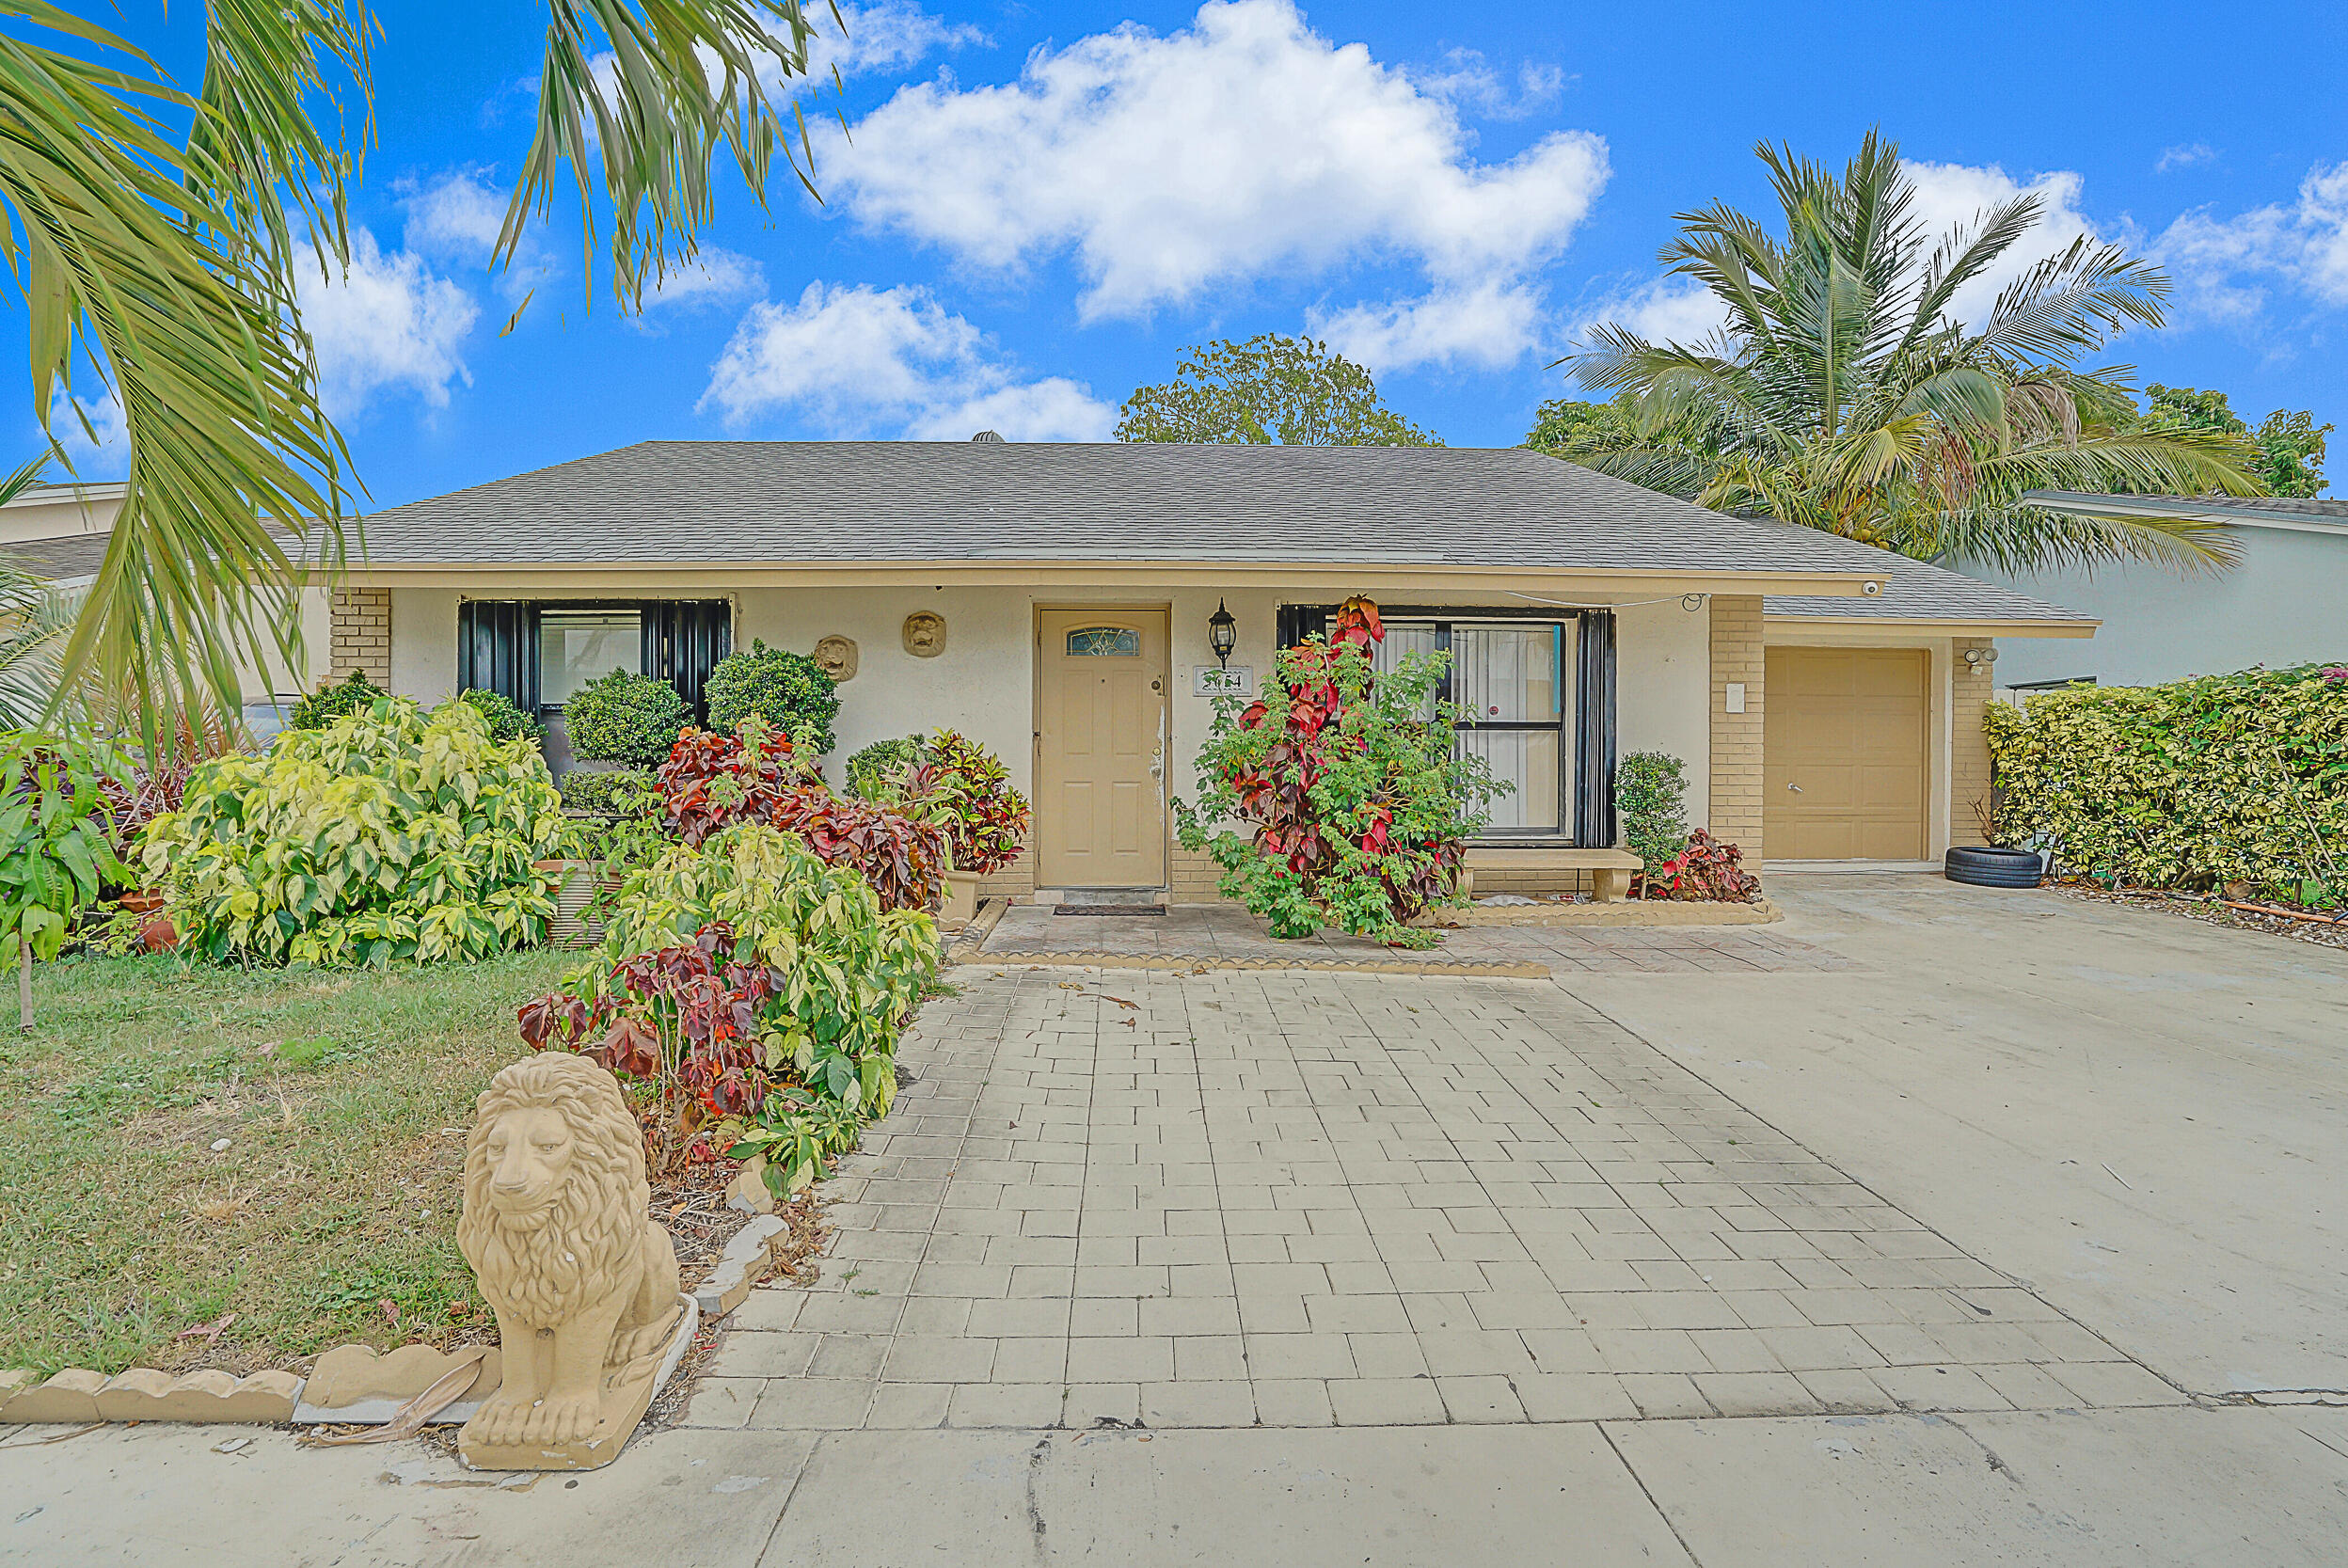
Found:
<box><xmin>1554</xmin><ymin>133</ymin><xmax>2261</xmax><ymax>573</ymax></box>
<box><xmin>6</xmin><ymin>0</ymin><xmax>831</xmax><ymax>747</ymax></box>
<box><xmin>2143</xmin><ymin>385</ymin><xmax>2329</xmax><ymax>498</ymax></box>
<box><xmin>1118</xmin><ymin>334</ymin><xmax>1440</xmax><ymax>446</ymax></box>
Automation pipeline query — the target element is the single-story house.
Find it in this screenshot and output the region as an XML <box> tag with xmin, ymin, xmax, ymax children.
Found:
<box><xmin>320</xmin><ymin>440</ymin><xmax>2094</xmax><ymax>898</ymax></box>
<box><xmin>1971</xmin><ymin>491</ymin><xmax>2348</xmax><ymax>689</ymax></box>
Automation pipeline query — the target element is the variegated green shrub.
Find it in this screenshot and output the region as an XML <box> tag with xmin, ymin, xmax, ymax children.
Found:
<box><xmin>1984</xmin><ymin>664</ymin><xmax>2348</xmax><ymax>895</ymax></box>
<box><xmin>143</xmin><ymin>697</ymin><xmax>566</xmax><ymax>965</ymax></box>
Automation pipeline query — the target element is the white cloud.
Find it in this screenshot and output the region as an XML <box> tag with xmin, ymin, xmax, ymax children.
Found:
<box><xmin>293</xmin><ymin>230</ymin><xmax>478</xmax><ymax>418</ymax></box>
<box><xmin>808</xmin><ymin>0</ymin><xmax>988</xmax><ymax>81</ymax></box>
<box><xmin>2157</xmin><ymin>143</ymin><xmax>2217</xmax><ymax>173</ymax></box>
<box><xmin>41</xmin><ymin>387</ymin><xmax>128</xmax><ymax>478</ymax></box>
<box><xmin>699</xmin><ymin>280</ymin><xmax>1116</xmax><ymax>440</ymax></box>
<box><xmin>404</xmin><ymin>168</ymin><xmax>508</xmax><ymax>257</ymax></box>
<box><xmin>1310</xmin><ymin>280</ymin><xmax>1543</xmax><ymax>372</ymax></box>
<box><xmin>642</xmin><ymin>247</ymin><xmax>767</xmax><ymax>311</ymax></box>
<box><xmin>2156</xmin><ymin>163</ymin><xmax>2348</xmax><ymax>323</ymax></box>
<box><xmin>1417</xmin><ymin>49</ymin><xmax>1567</xmax><ymax>121</ymax></box>
<box><xmin>823</xmin><ymin>0</ymin><xmax>1609</xmax><ymax>369</ymax></box>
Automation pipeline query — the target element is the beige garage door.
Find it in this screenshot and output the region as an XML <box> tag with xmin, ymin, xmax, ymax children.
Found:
<box><xmin>1765</xmin><ymin>647</ymin><xmax>1928</xmax><ymax>861</ymax></box>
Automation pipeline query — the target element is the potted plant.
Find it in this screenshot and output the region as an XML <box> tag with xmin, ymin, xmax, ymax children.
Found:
<box><xmin>900</xmin><ymin>731</ymin><xmax>1030</xmax><ymax>924</ymax></box>
<box><xmin>1945</xmin><ymin>796</ymin><xmax>2045</xmax><ymax>888</ymax></box>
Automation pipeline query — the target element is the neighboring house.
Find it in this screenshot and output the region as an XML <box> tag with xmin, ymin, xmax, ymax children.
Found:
<box><xmin>1977</xmin><ymin>491</ymin><xmax>2348</xmax><ymax>689</ymax></box>
<box><xmin>0</xmin><ymin>480</ymin><xmax>329</xmax><ymax>732</ymax></box>
<box><xmin>319</xmin><ymin>440</ymin><xmax>2094</xmax><ymax>894</ymax></box>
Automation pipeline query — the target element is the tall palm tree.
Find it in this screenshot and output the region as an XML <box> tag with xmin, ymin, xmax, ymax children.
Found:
<box><xmin>1</xmin><ymin>0</ymin><xmax>831</xmax><ymax>746</ymax></box>
<box><xmin>1553</xmin><ymin>133</ymin><xmax>2261</xmax><ymax>573</ymax></box>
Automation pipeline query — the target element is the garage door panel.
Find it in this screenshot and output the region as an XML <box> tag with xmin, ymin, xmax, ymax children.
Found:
<box><xmin>1765</xmin><ymin>647</ymin><xmax>1928</xmax><ymax>862</ymax></box>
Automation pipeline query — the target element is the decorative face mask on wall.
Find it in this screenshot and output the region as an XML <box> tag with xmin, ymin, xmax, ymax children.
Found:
<box><xmin>812</xmin><ymin>635</ymin><xmax>858</xmax><ymax>682</ymax></box>
<box><xmin>902</xmin><ymin>611</ymin><xmax>947</xmax><ymax>657</ymax></box>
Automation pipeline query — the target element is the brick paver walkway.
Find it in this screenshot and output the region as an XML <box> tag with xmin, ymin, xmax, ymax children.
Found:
<box><xmin>977</xmin><ymin>903</ymin><xmax>1852</xmax><ymax>974</ymax></box>
<box><xmin>684</xmin><ymin>969</ymin><xmax>2180</xmax><ymax>1432</ymax></box>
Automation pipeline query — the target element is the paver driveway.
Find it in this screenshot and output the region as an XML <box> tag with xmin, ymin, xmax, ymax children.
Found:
<box><xmin>685</xmin><ymin>965</ymin><xmax>2175</xmax><ymax>1433</ymax></box>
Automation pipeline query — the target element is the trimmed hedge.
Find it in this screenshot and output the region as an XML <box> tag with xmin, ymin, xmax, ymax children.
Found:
<box><xmin>706</xmin><ymin>640</ymin><xmax>840</xmax><ymax>753</ymax></box>
<box><xmin>458</xmin><ymin>688</ymin><xmax>546</xmax><ymax>747</ymax></box>
<box><xmin>562</xmin><ymin>670</ymin><xmax>689</xmax><ymax>768</ymax></box>
<box><xmin>287</xmin><ymin>671</ymin><xmax>386</xmax><ymax>731</ymax></box>
<box><xmin>1984</xmin><ymin>663</ymin><xmax>2348</xmax><ymax>895</ymax></box>
<box><xmin>557</xmin><ymin>767</ymin><xmax>658</xmax><ymax>816</ymax></box>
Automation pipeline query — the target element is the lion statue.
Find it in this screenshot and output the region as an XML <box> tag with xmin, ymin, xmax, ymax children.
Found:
<box><xmin>456</xmin><ymin>1053</ymin><xmax>680</xmax><ymax>1448</ymax></box>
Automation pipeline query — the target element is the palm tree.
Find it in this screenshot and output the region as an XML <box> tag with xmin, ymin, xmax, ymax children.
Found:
<box><xmin>1</xmin><ymin>0</ymin><xmax>830</xmax><ymax>746</ymax></box>
<box><xmin>1551</xmin><ymin>133</ymin><xmax>2262</xmax><ymax>573</ymax></box>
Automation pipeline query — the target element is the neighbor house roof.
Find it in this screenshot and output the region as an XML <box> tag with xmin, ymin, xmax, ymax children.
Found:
<box><xmin>2024</xmin><ymin>489</ymin><xmax>2348</xmax><ymax>536</ymax></box>
<box><xmin>0</xmin><ymin>531</ymin><xmax>109</xmax><ymax>582</ymax></box>
<box><xmin>331</xmin><ymin>440</ymin><xmax>2087</xmax><ymax>629</ymax></box>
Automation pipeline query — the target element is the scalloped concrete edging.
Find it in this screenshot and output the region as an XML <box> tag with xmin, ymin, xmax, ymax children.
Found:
<box><xmin>1</xmin><ymin>1366</ymin><xmax>301</xmax><ymax>1424</ymax></box>
<box><xmin>293</xmin><ymin>1343</ymin><xmax>503</xmax><ymax>1426</ymax></box>
<box><xmin>695</xmin><ymin>1215</ymin><xmax>789</xmax><ymax>1320</ymax></box>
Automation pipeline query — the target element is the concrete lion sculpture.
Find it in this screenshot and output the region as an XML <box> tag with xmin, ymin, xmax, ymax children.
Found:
<box><xmin>456</xmin><ymin>1053</ymin><xmax>681</xmax><ymax>1449</ymax></box>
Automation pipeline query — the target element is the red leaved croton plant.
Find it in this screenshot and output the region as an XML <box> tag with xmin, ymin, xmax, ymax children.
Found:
<box><xmin>1173</xmin><ymin>596</ymin><xmax>1505</xmax><ymax>945</ymax></box>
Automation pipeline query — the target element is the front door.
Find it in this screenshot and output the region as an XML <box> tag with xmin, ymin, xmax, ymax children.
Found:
<box><xmin>1036</xmin><ymin>609</ymin><xmax>1169</xmax><ymax>888</ymax></box>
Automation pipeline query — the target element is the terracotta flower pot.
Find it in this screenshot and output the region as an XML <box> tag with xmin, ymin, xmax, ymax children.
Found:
<box><xmin>139</xmin><ymin>911</ymin><xmax>179</xmax><ymax>953</ymax></box>
<box><xmin>118</xmin><ymin>888</ymin><xmax>166</xmax><ymax>916</ymax></box>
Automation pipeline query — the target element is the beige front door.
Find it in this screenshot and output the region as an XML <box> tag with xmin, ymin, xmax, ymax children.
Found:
<box><xmin>1765</xmin><ymin>646</ymin><xmax>1930</xmax><ymax>860</ymax></box>
<box><xmin>1036</xmin><ymin>609</ymin><xmax>1169</xmax><ymax>888</ymax></box>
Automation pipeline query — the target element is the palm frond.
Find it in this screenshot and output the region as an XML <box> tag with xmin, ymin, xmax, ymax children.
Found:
<box><xmin>0</xmin><ymin>6</ymin><xmax>356</xmax><ymax>752</ymax></box>
<box><xmin>507</xmin><ymin>0</ymin><xmax>833</xmax><ymax>309</ymax></box>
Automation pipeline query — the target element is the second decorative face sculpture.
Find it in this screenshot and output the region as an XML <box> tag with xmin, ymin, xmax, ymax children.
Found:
<box><xmin>902</xmin><ymin>611</ymin><xmax>946</xmax><ymax>657</ymax></box>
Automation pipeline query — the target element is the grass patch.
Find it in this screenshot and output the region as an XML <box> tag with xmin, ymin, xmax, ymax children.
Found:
<box><xmin>0</xmin><ymin>946</ymin><xmax>577</xmax><ymax>1377</ymax></box>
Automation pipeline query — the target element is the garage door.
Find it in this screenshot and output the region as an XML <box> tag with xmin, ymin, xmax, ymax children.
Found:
<box><xmin>1764</xmin><ymin>647</ymin><xmax>1928</xmax><ymax>861</ymax></box>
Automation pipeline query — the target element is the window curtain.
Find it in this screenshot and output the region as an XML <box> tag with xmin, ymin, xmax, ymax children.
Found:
<box><xmin>456</xmin><ymin>600</ymin><xmax>540</xmax><ymax>712</ymax></box>
<box><xmin>641</xmin><ymin>600</ymin><xmax>734</xmax><ymax>721</ymax></box>
<box><xmin>1574</xmin><ymin>610</ymin><xmax>1617</xmax><ymax>847</ymax></box>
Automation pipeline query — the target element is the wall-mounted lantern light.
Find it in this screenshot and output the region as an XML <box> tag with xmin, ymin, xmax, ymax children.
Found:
<box><xmin>1208</xmin><ymin>599</ymin><xmax>1238</xmax><ymax>668</ymax></box>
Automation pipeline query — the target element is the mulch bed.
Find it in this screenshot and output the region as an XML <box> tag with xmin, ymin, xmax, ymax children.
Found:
<box><xmin>2046</xmin><ymin>879</ymin><xmax>2348</xmax><ymax>951</ymax></box>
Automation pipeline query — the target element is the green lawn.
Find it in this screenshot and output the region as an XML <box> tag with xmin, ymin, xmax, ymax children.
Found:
<box><xmin>0</xmin><ymin>946</ymin><xmax>579</xmax><ymax>1378</ymax></box>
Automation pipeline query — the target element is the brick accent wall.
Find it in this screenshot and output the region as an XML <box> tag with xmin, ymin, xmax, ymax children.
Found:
<box><xmin>1950</xmin><ymin>637</ymin><xmax>1996</xmax><ymax>844</ymax></box>
<box><xmin>1708</xmin><ymin>594</ymin><xmax>1766</xmax><ymax>860</ymax></box>
<box><xmin>327</xmin><ymin>588</ymin><xmax>391</xmax><ymax>687</ymax></box>
<box><xmin>1169</xmin><ymin>847</ymin><xmax>1223</xmax><ymax>905</ymax></box>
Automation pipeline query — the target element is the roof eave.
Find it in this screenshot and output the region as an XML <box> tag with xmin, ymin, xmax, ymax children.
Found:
<box><xmin>310</xmin><ymin>559</ymin><xmax>1892</xmax><ymax>597</ymax></box>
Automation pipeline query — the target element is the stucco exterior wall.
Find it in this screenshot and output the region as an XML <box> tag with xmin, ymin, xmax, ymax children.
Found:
<box><xmin>1615</xmin><ymin>597</ymin><xmax>1712</xmax><ymax>832</ymax></box>
<box><xmin>1972</xmin><ymin>527</ymin><xmax>2346</xmax><ymax>687</ymax></box>
<box><xmin>383</xmin><ymin>582</ymin><xmax>1718</xmax><ymax>895</ymax></box>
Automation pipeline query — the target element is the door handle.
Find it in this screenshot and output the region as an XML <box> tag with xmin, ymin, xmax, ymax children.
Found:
<box><xmin>1786</xmin><ymin>784</ymin><xmax>1802</xmax><ymax>793</ymax></box>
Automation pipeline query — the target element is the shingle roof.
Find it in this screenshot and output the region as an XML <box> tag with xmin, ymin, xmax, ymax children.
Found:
<box><xmin>346</xmin><ymin>441</ymin><xmax>1884</xmax><ymax>578</ymax></box>
<box><xmin>0</xmin><ymin>531</ymin><xmax>109</xmax><ymax>580</ymax></box>
<box><xmin>2025</xmin><ymin>489</ymin><xmax>2348</xmax><ymax>532</ymax></box>
<box><xmin>1766</xmin><ymin>552</ymin><xmax>2091</xmax><ymax>626</ymax></box>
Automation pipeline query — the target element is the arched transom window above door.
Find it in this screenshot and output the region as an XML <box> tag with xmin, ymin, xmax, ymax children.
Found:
<box><xmin>1066</xmin><ymin>626</ymin><xmax>1142</xmax><ymax>657</ymax></box>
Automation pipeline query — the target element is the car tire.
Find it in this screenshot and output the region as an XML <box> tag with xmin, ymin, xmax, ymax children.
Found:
<box><xmin>1944</xmin><ymin>845</ymin><xmax>2044</xmax><ymax>888</ymax></box>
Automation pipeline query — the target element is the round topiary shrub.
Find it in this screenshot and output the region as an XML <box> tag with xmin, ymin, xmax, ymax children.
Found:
<box><xmin>706</xmin><ymin>640</ymin><xmax>840</xmax><ymax>754</ymax></box>
<box><xmin>459</xmin><ymin>688</ymin><xmax>547</xmax><ymax>748</ymax></box>
<box><xmin>846</xmin><ymin>734</ymin><xmax>928</xmax><ymax>801</ymax></box>
<box><xmin>562</xmin><ymin>670</ymin><xmax>689</xmax><ymax>768</ymax></box>
<box><xmin>558</xmin><ymin>767</ymin><xmax>658</xmax><ymax>817</ymax></box>
<box><xmin>287</xmin><ymin>670</ymin><xmax>386</xmax><ymax>731</ymax></box>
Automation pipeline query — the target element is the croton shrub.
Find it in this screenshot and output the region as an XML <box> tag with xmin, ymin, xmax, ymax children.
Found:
<box><xmin>658</xmin><ymin>719</ymin><xmax>949</xmax><ymax>913</ymax></box>
<box><xmin>1985</xmin><ymin>663</ymin><xmax>2348</xmax><ymax>896</ymax></box>
<box><xmin>519</xmin><ymin>822</ymin><xmax>937</xmax><ymax>1191</ymax></box>
<box><xmin>897</xmin><ymin>730</ymin><xmax>1031</xmax><ymax>875</ymax></box>
<box><xmin>1173</xmin><ymin>597</ymin><xmax>1505</xmax><ymax>944</ymax></box>
<box><xmin>1640</xmin><ymin>829</ymin><xmax>1760</xmax><ymax>902</ymax></box>
<box><xmin>144</xmin><ymin>697</ymin><xmax>565</xmax><ymax>965</ymax></box>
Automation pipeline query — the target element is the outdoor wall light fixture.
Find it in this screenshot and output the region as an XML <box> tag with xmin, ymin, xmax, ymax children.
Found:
<box><xmin>1208</xmin><ymin>599</ymin><xmax>1238</xmax><ymax>667</ymax></box>
<box><xmin>1962</xmin><ymin>646</ymin><xmax>2000</xmax><ymax>672</ymax></box>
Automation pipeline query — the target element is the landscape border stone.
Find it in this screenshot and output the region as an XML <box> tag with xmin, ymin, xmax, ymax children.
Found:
<box><xmin>694</xmin><ymin>1215</ymin><xmax>789</xmax><ymax>1319</ymax></box>
<box><xmin>1</xmin><ymin>1366</ymin><xmax>301</xmax><ymax>1425</ymax></box>
<box><xmin>953</xmin><ymin>950</ymin><xmax>1551</xmax><ymax>978</ymax></box>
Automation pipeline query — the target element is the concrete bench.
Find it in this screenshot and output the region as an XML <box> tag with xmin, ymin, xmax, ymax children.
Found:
<box><xmin>1465</xmin><ymin>847</ymin><xmax>1646</xmax><ymax>903</ymax></box>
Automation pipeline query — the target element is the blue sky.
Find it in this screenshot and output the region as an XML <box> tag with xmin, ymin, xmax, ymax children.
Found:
<box><xmin>28</xmin><ymin>0</ymin><xmax>2348</xmax><ymax>506</ymax></box>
